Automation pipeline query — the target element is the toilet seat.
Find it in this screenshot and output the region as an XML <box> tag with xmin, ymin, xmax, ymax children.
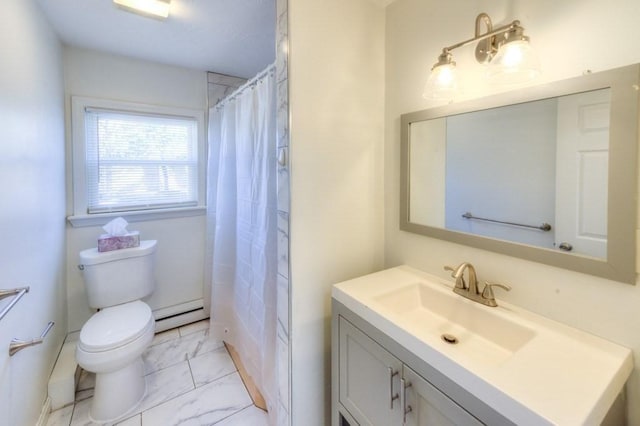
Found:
<box><xmin>79</xmin><ymin>301</ymin><xmax>153</xmax><ymax>352</ymax></box>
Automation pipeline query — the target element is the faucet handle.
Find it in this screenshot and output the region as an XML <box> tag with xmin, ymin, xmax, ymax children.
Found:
<box><xmin>481</xmin><ymin>281</ymin><xmax>511</xmax><ymax>301</ymax></box>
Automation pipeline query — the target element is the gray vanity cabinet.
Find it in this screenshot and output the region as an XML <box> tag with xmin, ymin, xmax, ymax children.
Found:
<box><xmin>339</xmin><ymin>317</ymin><xmax>402</xmax><ymax>425</ymax></box>
<box><xmin>335</xmin><ymin>312</ymin><xmax>484</xmax><ymax>426</ymax></box>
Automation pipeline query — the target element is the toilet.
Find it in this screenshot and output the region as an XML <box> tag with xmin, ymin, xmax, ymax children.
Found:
<box><xmin>76</xmin><ymin>240</ymin><xmax>157</xmax><ymax>423</ymax></box>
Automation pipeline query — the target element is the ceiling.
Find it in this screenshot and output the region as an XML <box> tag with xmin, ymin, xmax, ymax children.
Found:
<box><xmin>35</xmin><ymin>0</ymin><xmax>276</xmax><ymax>79</ymax></box>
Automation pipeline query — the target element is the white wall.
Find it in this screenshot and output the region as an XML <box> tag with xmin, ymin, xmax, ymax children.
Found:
<box><xmin>288</xmin><ymin>0</ymin><xmax>386</xmax><ymax>423</ymax></box>
<box><xmin>409</xmin><ymin>118</ymin><xmax>446</xmax><ymax>227</ymax></box>
<box><xmin>385</xmin><ymin>0</ymin><xmax>640</xmax><ymax>423</ymax></box>
<box><xmin>64</xmin><ymin>47</ymin><xmax>208</xmax><ymax>331</ymax></box>
<box><xmin>0</xmin><ymin>1</ymin><xmax>67</xmax><ymax>424</ymax></box>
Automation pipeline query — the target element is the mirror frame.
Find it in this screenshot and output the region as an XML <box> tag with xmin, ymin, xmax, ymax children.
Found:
<box><xmin>400</xmin><ymin>64</ymin><xmax>639</xmax><ymax>284</ymax></box>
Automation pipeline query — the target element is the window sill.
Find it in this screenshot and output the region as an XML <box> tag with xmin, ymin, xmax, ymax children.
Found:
<box><xmin>67</xmin><ymin>206</ymin><xmax>206</xmax><ymax>228</ymax></box>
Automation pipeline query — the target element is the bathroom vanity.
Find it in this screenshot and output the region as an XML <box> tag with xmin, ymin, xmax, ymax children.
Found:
<box><xmin>331</xmin><ymin>266</ymin><xmax>633</xmax><ymax>425</ymax></box>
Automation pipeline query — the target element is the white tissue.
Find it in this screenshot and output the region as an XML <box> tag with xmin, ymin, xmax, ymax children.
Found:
<box><xmin>102</xmin><ymin>217</ymin><xmax>129</xmax><ymax>236</ymax></box>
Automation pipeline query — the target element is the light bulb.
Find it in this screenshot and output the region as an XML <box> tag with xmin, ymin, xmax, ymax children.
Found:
<box><xmin>487</xmin><ymin>39</ymin><xmax>541</xmax><ymax>85</ymax></box>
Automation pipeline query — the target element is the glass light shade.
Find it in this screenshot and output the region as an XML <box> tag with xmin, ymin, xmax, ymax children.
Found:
<box><xmin>113</xmin><ymin>0</ymin><xmax>170</xmax><ymax>18</ymax></box>
<box><xmin>487</xmin><ymin>39</ymin><xmax>541</xmax><ymax>85</ymax></box>
<box><xmin>423</xmin><ymin>63</ymin><xmax>461</xmax><ymax>100</ymax></box>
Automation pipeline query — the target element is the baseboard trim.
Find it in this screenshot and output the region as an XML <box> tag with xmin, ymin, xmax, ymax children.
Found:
<box><xmin>155</xmin><ymin>307</ymin><xmax>208</xmax><ymax>333</ymax></box>
<box><xmin>225</xmin><ymin>342</ymin><xmax>268</xmax><ymax>412</ymax></box>
<box><xmin>36</xmin><ymin>396</ymin><xmax>51</xmax><ymax>426</ymax></box>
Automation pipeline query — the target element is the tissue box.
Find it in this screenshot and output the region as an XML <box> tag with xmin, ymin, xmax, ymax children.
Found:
<box><xmin>97</xmin><ymin>231</ymin><xmax>140</xmax><ymax>252</ymax></box>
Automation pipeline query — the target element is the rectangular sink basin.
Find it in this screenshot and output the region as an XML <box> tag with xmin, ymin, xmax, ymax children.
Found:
<box><xmin>332</xmin><ymin>265</ymin><xmax>633</xmax><ymax>425</ymax></box>
<box><xmin>374</xmin><ymin>282</ymin><xmax>535</xmax><ymax>365</ymax></box>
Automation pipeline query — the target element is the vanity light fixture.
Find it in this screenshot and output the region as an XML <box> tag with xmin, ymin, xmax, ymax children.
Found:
<box><xmin>113</xmin><ymin>0</ymin><xmax>171</xmax><ymax>19</ymax></box>
<box><xmin>423</xmin><ymin>13</ymin><xmax>540</xmax><ymax>100</ymax></box>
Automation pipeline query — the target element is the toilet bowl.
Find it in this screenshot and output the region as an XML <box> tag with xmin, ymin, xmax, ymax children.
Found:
<box><xmin>76</xmin><ymin>240</ymin><xmax>157</xmax><ymax>423</ymax></box>
<box><xmin>76</xmin><ymin>301</ymin><xmax>155</xmax><ymax>423</ymax></box>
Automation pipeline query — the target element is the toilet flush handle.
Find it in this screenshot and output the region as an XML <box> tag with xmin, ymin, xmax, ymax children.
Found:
<box><xmin>78</xmin><ymin>264</ymin><xmax>85</xmax><ymax>271</ymax></box>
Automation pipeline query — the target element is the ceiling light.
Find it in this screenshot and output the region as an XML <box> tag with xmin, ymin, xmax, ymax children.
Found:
<box><xmin>113</xmin><ymin>0</ymin><xmax>171</xmax><ymax>19</ymax></box>
<box><xmin>424</xmin><ymin>13</ymin><xmax>540</xmax><ymax>100</ymax></box>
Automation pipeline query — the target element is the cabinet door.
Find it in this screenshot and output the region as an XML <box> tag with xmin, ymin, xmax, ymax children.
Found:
<box><xmin>339</xmin><ymin>317</ymin><xmax>403</xmax><ymax>426</ymax></box>
<box><xmin>402</xmin><ymin>366</ymin><xmax>483</xmax><ymax>426</ymax></box>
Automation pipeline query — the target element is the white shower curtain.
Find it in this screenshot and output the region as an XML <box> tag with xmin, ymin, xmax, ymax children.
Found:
<box><xmin>206</xmin><ymin>66</ymin><xmax>277</xmax><ymax>417</ymax></box>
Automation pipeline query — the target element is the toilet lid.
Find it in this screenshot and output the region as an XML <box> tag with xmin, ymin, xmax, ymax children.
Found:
<box><xmin>79</xmin><ymin>301</ymin><xmax>154</xmax><ymax>352</ymax></box>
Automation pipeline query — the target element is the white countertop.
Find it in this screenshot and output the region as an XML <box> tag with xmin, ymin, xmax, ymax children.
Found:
<box><xmin>332</xmin><ymin>265</ymin><xmax>633</xmax><ymax>425</ymax></box>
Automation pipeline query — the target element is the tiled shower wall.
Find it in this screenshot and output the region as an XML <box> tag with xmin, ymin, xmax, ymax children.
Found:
<box><xmin>275</xmin><ymin>0</ymin><xmax>291</xmax><ymax>424</ymax></box>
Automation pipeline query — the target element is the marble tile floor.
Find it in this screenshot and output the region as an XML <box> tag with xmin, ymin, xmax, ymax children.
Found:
<box><xmin>46</xmin><ymin>320</ymin><xmax>269</xmax><ymax>426</ymax></box>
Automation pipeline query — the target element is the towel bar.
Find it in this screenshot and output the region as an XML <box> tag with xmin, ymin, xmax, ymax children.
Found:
<box><xmin>0</xmin><ymin>287</ymin><xmax>30</xmax><ymax>322</ymax></box>
<box><xmin>462</xmin><ymin>212</ymin><xmax>552</xmax><ymax>232</ymax></box>
<box><xmin>9</xmin><ymin>321</ymin><xmax>55</xmax><ymax>356</ymax></box>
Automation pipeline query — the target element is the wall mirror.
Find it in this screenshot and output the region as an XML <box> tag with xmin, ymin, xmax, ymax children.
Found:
<box><xmin>400</xmin><ymin>64</ymin><xmax>639</xmax><ymax>284</ymax></box>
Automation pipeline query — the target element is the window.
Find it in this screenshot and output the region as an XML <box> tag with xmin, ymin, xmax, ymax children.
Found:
<box><xmin>84</xmin><ymin>109</ymin><xmax>198</xmax><ymax>213</ymax></box>
<box><xmin>70</xmin><ymin>97</ymin><xmax>205</xmax><ymax>225</ymax></box>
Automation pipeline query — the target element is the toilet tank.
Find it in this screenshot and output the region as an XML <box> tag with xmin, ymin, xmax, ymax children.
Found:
<box><xmin>79</xmin><ymin>240</ymin><xmax>157</xmax><ymax>309</ymax></box>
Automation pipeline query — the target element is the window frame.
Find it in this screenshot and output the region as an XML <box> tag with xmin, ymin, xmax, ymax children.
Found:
<box><xmin>68</xmin><ymin>96</ymin><xmax>206</xmax><ymax>227</ymax></box>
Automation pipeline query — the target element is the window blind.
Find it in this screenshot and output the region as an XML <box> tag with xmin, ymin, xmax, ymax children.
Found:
<box><xmin>84</xmin><ymin>108</ymin><xmax>198</xmax><ymax>214</ymax></box>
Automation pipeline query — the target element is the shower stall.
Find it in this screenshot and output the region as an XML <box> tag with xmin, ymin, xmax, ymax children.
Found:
<box><xmin>206</xmin><ymin>63</ymin><xmax>288</xmax><ymax>425</ymax></box>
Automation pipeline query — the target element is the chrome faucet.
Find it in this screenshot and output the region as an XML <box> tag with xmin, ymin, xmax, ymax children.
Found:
<box><xmin>444</xmin><ymin>262</ymin><xmax>511</xmax><ymax>307</ymax></box>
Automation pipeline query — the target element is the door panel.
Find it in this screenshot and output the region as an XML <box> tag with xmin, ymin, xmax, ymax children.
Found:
<box><xmin>339</xmin><ymin>317</ymin><xmax>402</xmax><ymax>426</ymax></box>
<box><xmin>403</xmin><ymin>365</ymin><xmax>483</xmax><ymax>426</ymax></box>
<box><xmin>555</xmin><ymin>88</ymin><xmax>610</xmax><ymax>258</ymax></box>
